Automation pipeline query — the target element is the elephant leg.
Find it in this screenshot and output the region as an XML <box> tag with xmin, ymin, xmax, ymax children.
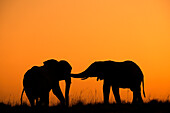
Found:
<box><xmin>28</xmin><ymin>97</ymin><xmax>35</xmax><ymax>107</ymax></box>
<box><xmin>132</xmin><ymin>91</ymin><xmax>138</xmax><ymax>104</ymax></box>
<box><xmin>65</xmin><ymin>78</ymin><xmax>71</xmax><ymax>107</ymax></box>
<box><xmin>40</xmin><ymin>93</ymin><xmax>49</xmax><ymax>106</ymax></box>
<box><xmin>36</xmin><ymin>97</ymin><xmax>40</xmax><ymax>106</ymax></box>
<box><xmin>132</xmin><ymin>87</ymin><xmax>143</xmax><ymax>103</ymax></box>
<box><xmin>52</xmin><ymin>83</ymin><xmax>65</xmax><ymax>105</ymax></box>
<box><xmin>112</xmin><ymin>87</ymin><xmax>121</xmax><ymax>104</ymax></box>
<box><xmin>138</xmin><ymin>93</ymin><xmax>143</xmax><ymax>103</ymax></box>
<box><xmin>25</xmin><ymin>91</ymin><xmax>35</xmax><ymax>106</ymax></box>
<box><xmin>136</xmin><ymin>87</ymin><xmax>143</xmax><ymax>103</ymax></box>
<box><xmin>103</xmin><ymin>80</ymin><xmax>110</xmax><ymax>104</ymax></box>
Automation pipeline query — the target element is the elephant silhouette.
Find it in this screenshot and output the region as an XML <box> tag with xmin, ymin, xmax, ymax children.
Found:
<box><xmin>71</xmin><ymin>60</ymin><xmax>145</xmax><ymax>104</ymax></box>
<box><xmin>21</xmin><ymin>59</ymin><xmax>72</xmax><ymax>107</ymax></box>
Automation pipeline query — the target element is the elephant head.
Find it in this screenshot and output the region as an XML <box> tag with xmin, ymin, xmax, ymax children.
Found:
<box><xmin>21</xmin><ymin>59</ymin><xmax>72</xmax><ymax>107</ymax></box>
<box><xmin>43</xmin><ymin>59</ymin><xmax>72</xmax><ymax>81</ymax></box>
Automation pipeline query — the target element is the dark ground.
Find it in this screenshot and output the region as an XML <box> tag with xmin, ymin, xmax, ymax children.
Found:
<box><xmin>0</xmin><ymin>100</ymin><xmax>170</xmax><ymax>113</ymax></box>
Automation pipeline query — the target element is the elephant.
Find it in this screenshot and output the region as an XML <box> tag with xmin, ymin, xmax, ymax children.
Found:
<box><xmin>20</xmin><ymin>59</ymin><xmax>72</xmax><ymax>107</ymax></box>
<box><xmin>71</xmin><ymin>60</ymin><xmax>145</xmax><ymax>104</ymax></box>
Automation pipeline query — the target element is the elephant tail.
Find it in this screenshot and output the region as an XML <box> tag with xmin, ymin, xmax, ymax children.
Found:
<box><xmin>142</xmin><ymin>77</ymin><xmax>146</xmax><ymax>97</ymax></box>
<box><xmin>20</xmin><ymin>88</ymin><xmax>25</xmax><ymax>105</ymax></box>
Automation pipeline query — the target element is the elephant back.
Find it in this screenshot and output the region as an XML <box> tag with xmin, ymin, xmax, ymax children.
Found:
<box><xmin>23</xmin><ymin>66</ymin><xmax>51</xmax><ymax>93</ymax></box>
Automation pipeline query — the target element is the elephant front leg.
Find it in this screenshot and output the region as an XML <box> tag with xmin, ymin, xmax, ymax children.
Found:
<box><xmin>103</xmin><ymin>81</ymin><xmax>110</xmax><ymax>104</ymax></box>
<box><xmin>52</xmin><ymin>83</ymin><xmax>65</xmax><ymax>105</ymax></box>
<box><xmin>65</xmin><ymin>78</ymin><xmax>71</xmax><ymax>107</ymax></box>
<box><xmin>112</xmin><ymin>87</ymin><xmax>121</xmax><ymax>104</ymax></box>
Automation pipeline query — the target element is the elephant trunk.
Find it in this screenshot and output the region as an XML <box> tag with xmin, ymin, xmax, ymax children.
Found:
<box><xmin>70</xmin><ymin>73</ymin><xmax>87</xmax><ymax>78</ymax></box>
<box><xmin>70</xmin><ymin>69</ymin><xmax>91</xmax><ymax>78</ymax></box>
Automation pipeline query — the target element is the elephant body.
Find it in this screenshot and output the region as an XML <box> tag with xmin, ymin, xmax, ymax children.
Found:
<box><xmin>21</xmin><ymin>59</ymin><xmax>72</xmax><ymax>106</ymax></box>
<box><xmin>71</xmin><ymin>60</ymin><xmax>145</xmax><ymax>104</ymax></box>
<box><xmin>23</xmin><ymin>66</ymin><xmax>51</xmax><ymax>106</ymax></box>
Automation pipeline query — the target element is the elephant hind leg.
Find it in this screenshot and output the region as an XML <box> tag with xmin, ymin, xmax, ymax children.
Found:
<box><xmin>132</xmin><ymin>87</ymin><xmax>143</xmax><ymax>104</ymax></box>
<box><xmin>39</xmin><ymin>93</ymin><xmax>49</xmax><ymax>106</ymax></box>
<box><xmin>29</xmin><ymin>99</ymin><xmax>35</xmax><ymax>107</ymax></box>
<box><xmin>36</xmin><ymin>97</ymin><xmax>40</xmax><ymax>106</ymax></box>
<box><xmin>25</xmin><ymin>89</ymin><xmax>35</xmax><ymax>106</ymax></box>
<box><xmin>103</xmin><ymin>81</ymin><xmax>111</xmax><ymax>104</ymax></box>
<box><xmin>26</xmin><ymin>93</ymin><xmax>35</xmax><ymax>106</ymax></box>
<box><xmin>137</xmin><ymin>89</ymin><xmax>143</xmax><ymax>103</ymax></box>
<box><xmin>112</xmin><ymin>87</ymin><xmax>121</xmax><ymax>104</ymax></box>
<box><xmin>132</xmin><ymin>91</ymin><xmax>138</xmax><ymax>104</ymax></box>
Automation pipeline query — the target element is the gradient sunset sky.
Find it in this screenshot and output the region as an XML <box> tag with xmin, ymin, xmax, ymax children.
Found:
<box><xmin>0</xmin><ymin>0</ymin><xmax>170</xmax><ymax>105</ymax></box>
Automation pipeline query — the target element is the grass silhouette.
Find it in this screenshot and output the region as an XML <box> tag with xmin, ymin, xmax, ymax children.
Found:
<box><xmin>0</xmin><ymin>100</ymin><xmax>170</xmax><ymax>113</ymax></box>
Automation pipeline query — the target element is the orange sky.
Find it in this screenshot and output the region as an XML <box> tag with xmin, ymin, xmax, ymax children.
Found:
<box><xmin>0</xmin><ymin>0</ymin><xmax>170</xmax><ymax>105</ymax></box>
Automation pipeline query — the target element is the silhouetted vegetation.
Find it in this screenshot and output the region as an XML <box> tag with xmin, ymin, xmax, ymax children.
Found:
<box><xmin>1</xmin><ymin>100</ymin><xmax>170</xmax><ymax>113</ymax></box>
